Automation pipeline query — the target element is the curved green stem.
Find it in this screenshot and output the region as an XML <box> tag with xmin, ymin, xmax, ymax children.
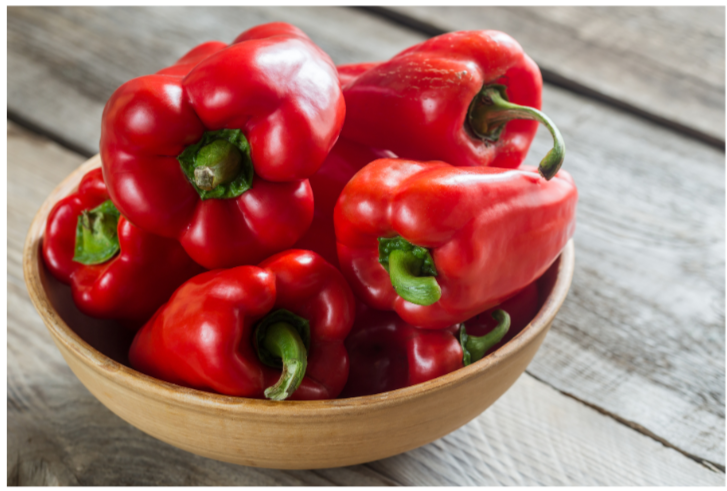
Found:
<box><xmin>194</xmin><ymin>139</ymin><xmax>242</xmax><ymax>191</ymax></box>
<box><xmin>254</xmin><ymin>309</ymin><xmax>310</xmax><ymax>401</ymax></box>
<box><xmin>72</xmin><ymin>199</ymin><xmax>121</xmax><ymax>265</ymax></box>
<box><xmin>468</xmin><ymin>84</ymin><xmax>565</xmax><ymax>180</ymax></box>
<box><xmin>459</xmin><ymin>309</ymin><xmax>511</xmax><ymax>366</ymax></box>
<box><xmin>388</xmin><ymin>249</ymin><xmax>441</xmax><ymax>306</ymax></box>
<box><xmin>260</xmin><ymin>322</ymin><xmax>308</xmax><ymax>401</ymax></box>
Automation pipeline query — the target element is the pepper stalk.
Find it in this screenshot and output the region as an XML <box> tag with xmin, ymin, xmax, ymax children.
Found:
<box><xmin>468</xmin><ymin>84</ymin><xmax>565</xmax><ymax>180</ymax></box>
<box><xmin>459</xmin><ymin>309</ymin><xmax>511</xmax><ymax>366</ymax></box>
<box><xmin>178</xmin><ymin>128</ymin><xmax>254</xmax><ymax>200</ymax></box>
<box><xmin>378</xmin><ymin>236</ymin><xmax>441</xmax><ymax>306</ymax></box>
<box><xmin>254</xmin><ymin>309</ymin><xmax>311</xmax><ymax>401</ymax></box>
<box><xmin>72</xmin><ymin>199</ymin><xmax>121</xmax><ymax>265</ymax></box>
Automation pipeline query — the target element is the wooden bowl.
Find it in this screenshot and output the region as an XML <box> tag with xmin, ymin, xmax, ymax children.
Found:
<box><xmin>24</xmin><ymin>155</ymin><xmax>575</xmax><ymax>470</ymax></box>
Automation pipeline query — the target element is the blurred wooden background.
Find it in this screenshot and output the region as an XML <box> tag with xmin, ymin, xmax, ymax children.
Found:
<box><xmin>7</xmin><ymin>7</ymin><xmax>725</xmax><ymax>485</ymax></box>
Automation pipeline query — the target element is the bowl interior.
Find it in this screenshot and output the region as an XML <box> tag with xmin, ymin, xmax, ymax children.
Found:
<box><xmin>24</xmin><ymin>155</ymin><xmax>574</xmax><ymax>411</ymax></box>
<box><xmin>38</xmin><ymin>245</ymin><xmax>563</xmax><ymax>393</ymax></box>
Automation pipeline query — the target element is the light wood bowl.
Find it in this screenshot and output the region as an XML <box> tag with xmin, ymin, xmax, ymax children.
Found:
<box><xmin>24</xmin><ymin>155</ymin><xmax>575</xmax><ymax>470</ymax></box>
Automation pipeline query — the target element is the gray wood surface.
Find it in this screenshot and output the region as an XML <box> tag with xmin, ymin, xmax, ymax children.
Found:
<box><xmin>7</xmin><ymin>123</ymin><xmax>723</xmax><ymax>485</ymax></box>
<box><xmin>381</xmin><ymin>6</ymin><xmax>726</xmax><ymax>146</ymax></box>
<box><xmin>7</xmin><ymin>5</ymin><xmax>725</xmax><ymax>484</ymax></box>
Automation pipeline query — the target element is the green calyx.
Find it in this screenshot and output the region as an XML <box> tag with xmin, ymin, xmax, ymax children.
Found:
<box><xmin>459</xmin><ymin>309</ymin><xmax>511</xmax><ymax>366</ymax></box>
<box><xmin>254</xmin><ymin>309</ymin><xmax>310</xmax><ymax>401</ymax></box>
<box><xmin>378</xmin><ymin>236</ymin><xmax>441</xmax><ymax>306</ymax></box>
<box><xmin>467</xmin><ymin>83</ymin><xmax>565</xmax><ymax>180</ymax></box>
<box><xmin>72</xmin><ymin>199</ymin><xmax>121</xmax><ymax>265</ymax></box>
<box><xmin>178</xmin><ymin>128</ymin><xmax>253</xmax><ymax>200</ymax></box>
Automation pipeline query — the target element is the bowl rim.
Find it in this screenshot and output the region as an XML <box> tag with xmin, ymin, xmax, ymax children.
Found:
<box><xmin>23</xmin><ymin>155</ymin><xmax>575</xmax><ymax>417</ymax></box>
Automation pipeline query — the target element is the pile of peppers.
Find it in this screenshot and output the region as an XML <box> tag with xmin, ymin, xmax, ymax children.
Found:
<box><xmin>42</xmin><ymin>23</ymin><xmax>577</xmax><ymax>401</ymax></box>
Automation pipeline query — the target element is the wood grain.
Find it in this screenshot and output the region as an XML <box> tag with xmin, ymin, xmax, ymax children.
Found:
<box><xmin>379</xmin><ymin>6</ymin><xmax>726</xmax><ymax>145</ymax></box>
<box><xmin>18</xmin><ymin>148</ymin><xmax>573</xmax><ymax>470</ymax></box>
<box><xmin>7</xmin><ymin>6</ymin><xmax>427</xmax><ymax>156</ymax></box>
<box><xmin>522</xmin><ymin>84</ymin><xmax>725</xmax><ymax>465</ymax></box>
<box><xmin>8</xmin><ymin>124</ymin><xmax>722</xmax><ymax>485</ymax></box>
<box><xmin>6</xmin><ymin>4</ymin><xmax>725</xmax><ymax>479</ymax></box>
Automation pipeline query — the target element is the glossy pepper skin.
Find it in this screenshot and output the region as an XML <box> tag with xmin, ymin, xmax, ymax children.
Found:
<box><xmin>101</xmin><ymin>22</ymin><xmax>345</xmax><ymax>269</ymax></box>
<box><xmin>341</xmin><ymin>283</ymin><xmax>537</xmax><ymax>398</ymax></box>
<box><xmin>337</xmin><ymin>62</ymin><xmax>380</xmax><ymax>87</ymax></box>
<box><xmin>293</xmin><ymin>138</ymin><xmax>395</xmax><ymax>268</ymax></box>
<box><xmin>335</xmin><ymin>159</ymin><xmax>577</xmax><ymax>330</ymax></box>
<box><xmin>129</xmin><ymin>250</ymin><xmax>356</xmax><ymax>401</ymax></box>
<box><xmin>42</xmin><ymin>168</ymin><xmax>205</xmax><ymax>323</ymax></box>
<box><xmin>341</xmin><ymin>31</ymin><xmax>565</xmax><ymax>176</ymax></box>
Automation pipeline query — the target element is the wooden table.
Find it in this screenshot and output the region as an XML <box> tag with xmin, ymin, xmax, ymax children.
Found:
<box><xmin>8</xmin><ymin>7</ymin><xmax>725</xmax><ymax>485</ymax></box>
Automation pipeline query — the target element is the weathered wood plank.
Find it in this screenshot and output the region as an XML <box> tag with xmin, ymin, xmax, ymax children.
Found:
<box><xmin>7</xmin><ymin>6</ymin><xmax>425</xmax><ymax>156</ymax></box>
<box><xmin>7</xmin><ymin>5</ymin><xmax>724</xmax><ymax>470</ymax></box>
<box><xmin>522</xmin><ymin>84</ymin><xmax>725</xmax><ymax>465</ymax></box>
<box><xmin>370</xmin><ymin>375</ymin><xmax>723</xmax><ymax>486</ymax></box>
<box><xmin>7</xmin><ymin>120</ymin><xmax>723</xmax><ymax>484</ymax></box>
<box><xmin>379</xmin><ymin>6</ymin><xmax>725</xmax><ymax>145</ymax></box>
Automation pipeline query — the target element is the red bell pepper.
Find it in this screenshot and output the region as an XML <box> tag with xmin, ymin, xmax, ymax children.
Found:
<box><xmin>129</xmin><ymin>250</ymin><xmax>356</xmax><ymax>401</ymax></box>
<box><xmin>335</xmin><ymin>159</ymin><xmax>577</xmax><ymax>329</ymax></box>
<box><xmin>340</xmin><ymin>30</ymin><xmax>565</xmax><ymax>180</ymax></box>
<box><xmin>42</xmin><ymin>168</ymin><xmax>204</xmax><ymax>323</ymax></box>
<box><xmin>462</xmin><ymin>281</ymin><xmax>540</xmax><ymax>350</ymax></box>
<box><xmin>337</xmin><ymin>62</ymin><xmax>380</xmax><ymax>87</ymax></box>
<box><xmin>342</xmin><ymin>282</ymin><xmax>539</xmax><ymax>397</ymax></box>
<box><xmin>100</xmin><ymin>22</ymin><xmax>345</xmax><ymax>269</ymax></box>
<box><xmin>293</xmin><ymin>137</ymin><xmax>395</xmax><ymax>268</ymax></box>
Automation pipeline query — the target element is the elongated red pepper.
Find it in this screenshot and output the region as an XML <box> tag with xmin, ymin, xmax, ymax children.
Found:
<box><xmin>129</xmin><ymin>250</ymin><xmax>355</xmax><ymax>401</ymax></box>
<box><xmin>101</xmin><ymin>23</ymin><xmax>345</xmax><ymax>269</ymax></box>
<box><xmin>42</xmin><ymin>168</ymin><xmax>204</xmax><ymax>323</ymax></box>
<box><xmin>342</xmin><ymin>282</ymin><xmax>537</xmax><ymax>397</ymax></box>
<box><xmin>335</xmin><ymin>159</ymin><xmax>577</xmax><ymax>329</ymax></box>
<box><xmin>293</xmin><ymin>138</ymin><xmax>395</xmax><ymax>268</ymax></box>
<box><xmin>341</xmin><ymin>31</ymin><xmax>565</xmax><ymax>179</ymax></box>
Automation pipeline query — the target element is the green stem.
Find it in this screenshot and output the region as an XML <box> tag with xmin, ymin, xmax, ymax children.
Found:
<box><xmin>177</xmin><ymin>128</ymin><xmax>253</xmax><ymax>200</ymax></box>
<box><xmin>468</xmin><ymin>84</ymin><xmax>565</xmax><ymax>180</ymax></box>
<box><xmin>72</xmin><ymin>199</ymin><xmax>121</xmax><ymax>265</ymax></box>
<box><xmin>260</xmin><ymin>322</ymin><xmax>308</xmax><ymax>401</ymax></box>
<box><xmin>193</xmin><ymin>139</ymin><xmax>243</xmax><ymax>191</ymax></box>
<box><xmin>388</xmin><ymin>249</ymin><xmax>441</xmax><ymax>306</ymax></box>
<box><xmin>459</xmin><ymin>309</ymin><xmax>511</xmax><ymax>366</ymax></box>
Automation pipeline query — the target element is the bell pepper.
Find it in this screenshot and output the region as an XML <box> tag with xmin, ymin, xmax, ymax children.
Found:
<box><xmin>100</xmin><ymin>22</ymin><xmax>345</xmax><ymax>269</ymax></box>
<box><xmin>337</xmin><ymin>62</ymin><xmax>380</xmax><ymax>87</ymax></box>
<box><xmin>129</xmin><ymin>250</ymin><xmax>356</xmax><ymax>401</ymax></box>
<box><xmin>342</xmin><ymin>282</ymin><xmax>539</xmax><ymax>397</ymax></box>
<box><xmin>334</xmin><ymin>159</ymin><xmax>577</xmax><ymax>329</ymax></box>
<box><xmin>461</xmin><ymin>281</ymin><xmax>540</xmax><ymax>351</ymax></box>
<box><xmin>293</xmin><ymin>137</ymin><xmax>395</xmax><ymax>268</ymax></box>
<box><xmin>42</xmin><ymin>168</ymin><xmax>205</xmax><ymax>323</ymax></box>
<box><xmin>340</xmin><ymin>30</ymin><xmax>565</xmax><ymax>180</ymax></box>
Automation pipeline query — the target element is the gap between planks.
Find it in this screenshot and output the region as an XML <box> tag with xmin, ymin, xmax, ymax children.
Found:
<box><xmin>526</xmin><ymin>370</ymin><xmax>726</xmax><ymax>474</ymax></box>
<box><xmin>354</xmin><ymin>6</ymin><xmax>726</xmax><ymax>151</ymax></box>
<box><xmin>8</xmin><ymin>118</ymin><xmax>724</xmax><ymax>482</ymax></box>
<box><xmin>7</xmin><ymin>109</ymin><xmax>94</xmax><ymax>159</ymax></box>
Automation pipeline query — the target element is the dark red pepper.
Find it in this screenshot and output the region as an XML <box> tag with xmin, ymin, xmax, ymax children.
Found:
<box><xmin>342</xmin><ymin>282</ymin><xmax>539</xmax><ymax>397</ymax></box>
<box><xmin>129</xmin><ymin>250</ymin><xmax>356</xmax><ymax>401</ymax></box>
<box><xmin>293</xmin><ymin>137</ymin><xmax>395</xmax><ymax>268</ymax></box>
<box><xmin>101</xmin><ymin>22</ymin><xmax>345</xmax><ymax>269</ymax></box>
<box><xmin>335</xmin><ymin>159</ymin><xmax>577</xmax><ymax>329</ymax></box>
<box><xmin>42</xmin><ymin>168</ymin><xmax>204</xmax><ymax>323</ymax></box>
<box><xmin>340</xmin><ymin>30</ymin><xmax>565</xmax><ymax>180</ymax></box>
